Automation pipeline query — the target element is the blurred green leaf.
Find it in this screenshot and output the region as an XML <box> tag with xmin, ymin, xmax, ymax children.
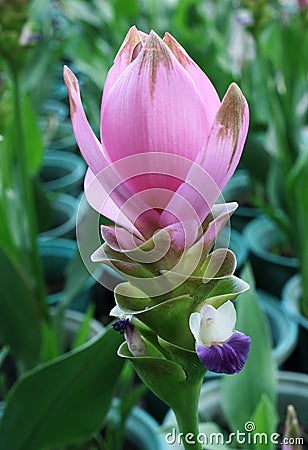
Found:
<box><xmin>0</xmin><ymin>247</ymin><xmax>41</xmax><ymax>370</ymax></box>
<box><xmin>0</xmin><ymin>132</ymin><xmax>22</xmax><ymax>262</ymax></box>
<box><xmin>241</xmin><ymin>133</ymin><xmax>271</xmax><ymax>185</ymax></box>
<box><xmin>198</xmin><ymin>422</ymin><xmax>229</xmax><ymax>450</ymax></box>
<box><xmin>221</xmin><ymin>265</ymin><xmax>277</xmax><ymax>435</ymax></box>
<box><xmin>61</xmin><ymin>247</ymin><xmax>93</xmax><ymax>308</ymax></box>
<box><xmin>33</xmin><ymin>179</ymin><xmax>54</xmax><ymax>233</ymax></box>
<box><xmin>251</xmin><ymin>394</ymin><xmax>278</xmax><ymax>450</ymax></box>
<box><xmin>0</xmin><ymin>347</ymin><xmax>9</xmax><ymax>367</ymax></box>
<box><xmin>71</xmin><ymin>304</ymin><xmax>95</xmax><ymax>349</ymax></box>
<box><xmin>22</xmin><ymin>96</ymin><xmax>44</xmax><ymax>175</ymax></box>
<box><xmin>40</xmin><ymin>321</ymin><xmax>60</xmax><ymax>362</ymax></box>
<box><xmin>0</xmin><ymin>327</ymin><xmax>124</xmax><ymax>450</ymax></box>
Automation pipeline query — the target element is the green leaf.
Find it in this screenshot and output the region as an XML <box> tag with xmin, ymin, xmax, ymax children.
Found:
<box><xmin>40</xmin><ymin>321</ymin><xmax>60</xmax><ymax>362</ymax></box>
<box><xmin>221</xmin><ymin>265</ymin><xmax>277</xmax><ymax>434</ymax></box>
<box><xmin>21</xmin><ymin>96</ymin><xmax>44</xmax><ymax>175</ymax></box>
<box><xmin>251</xmin><ymin>395</ymin><xmax>278</xmax><ymax>450</ymax></box>
<box><xmin>118</xmin><ymin>341</ymin><xmax>187</xmax><ymax>408</ymax></box>
<box><xmin>62</xmin><ymin>247</ymin><xmax>94</xmax><ymax>307</ymax></box>
<box><xmin>138</xmin><ymin>295</ymin><xmax>196</xmax><ymax>350</ymax></box>
<box><xmin>33</xmin><ymin>179</ymin><xmax>54</xmax><ymax>234</ymax></box>
<box><xmin>0</xmin><ymin>347</ymin><xmax>9</xmax><ymax>367</ymax></box>
<box><xmin>0</xmin><ymin>247</ymin><xmax>41</xmax><ymax>369</ymax></box>
<box><xmin>0</xmin><ymin>327</ymin><xmax>124</xmax><ymax>450</ymax></box>
<box><xmin>190</xmin><ymin>275</ymin><xmax>249</xmax><ymax>308</ymax></box>
<box><xmin>71</xmin><ymin>304</ymin><xmax>96</xmax><ymax>349</ymax></box>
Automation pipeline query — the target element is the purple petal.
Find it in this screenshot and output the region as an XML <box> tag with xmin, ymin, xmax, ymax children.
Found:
<box><xmin>196</xmin><ymin>331</ymin><xmax>250</xmax><ymax>374</ymax></box>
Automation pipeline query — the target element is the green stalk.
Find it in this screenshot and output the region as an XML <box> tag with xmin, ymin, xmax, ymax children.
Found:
<box><xmin>173</xmin><ymin>380</ymin><xmax>203</xmax><ymax>450</ymax></box>
<box><xmin>11</xmin><ymin>69</ymin><xmax>48</xmax><ymax>321</ymax></box>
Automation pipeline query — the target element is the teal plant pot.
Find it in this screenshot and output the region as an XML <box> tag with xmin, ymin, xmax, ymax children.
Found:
<box><xmin>282</xmin><ymin>275</ymin><xmax>308</xmax><ymax>330</ymax></box>
<box><xmin>61</xmin><ymin>308</ymin><xmax>104</xmax><ymax>342</ymax></box>
<box><xmin>39</xmin><ymin>193</ymin><xmax>78</xmax><ymax>240</ymax></box>
<box><xmin>46</xmin><ymin>121</ymin><xmax>78</xmax><ymax>152</ymax></box>
<box><xmin>109</xmin><ymin>399</ymin><xmax>167</xmax><ymax>450</ymax></box>
<box><xmin>39</xmin><ymin>238</ymin><xmax>95</xmax><ymax>312</ymax></box>
<box><xmin>216</xmin><ymin>228</ymin><xmax>248</xmax><ymax>273</ymax></box>
<box><xmin>126</xmin><ymin>406</ymin><xmax>167</xmax><ymax>450</ymax></box>
<box><xmin>40</xmin><ymin>151</ymin><xmax>86</xmax><ymax>197</ymax></box>
<box><xmin>243</xmin><ymin>216</ymin><xmax>299</xmax><ymax>296</ymax></box>
<box><xmin>41</xmin><ymin>99</ymin><xmax>68</xmax><ymax>121</ymax></box>
<box><xmin>201</xmin><ymin>371</ymin><xmax>308</xmax><ymax>427</ymax></box>
<box><xmin>282</xmin><ymin>275</ymin><xmax>308</xmax><ymax>373</ymax></box>
<box><xmin>39</xmin><ymin>101</ymin><xmax>69</xmax><ymax>146</ymax></box>
<box><xmin>222</xmin><ymin>170</ymin><xmax>260</xmax><ymax>232</ymax></box>
<box><xmin>260</xmin><ymin>290</ymin><xmax>298</xmax><ymax>366</ymax></box>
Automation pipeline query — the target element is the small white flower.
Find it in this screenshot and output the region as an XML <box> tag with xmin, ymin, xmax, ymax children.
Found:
<box><xmin>189</xmin><ymin>301</ymin><xmax>250</xmax><ymax>374</ymax></box>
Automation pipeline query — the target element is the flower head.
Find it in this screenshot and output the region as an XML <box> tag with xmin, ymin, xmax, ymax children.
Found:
<box><xmin>298</xmin><ymin>0</ymin><xmax>308</xmax><ymax>9</ymax></box>
<box><xmin>189</xmin><ymin>301</ymin><xmax>250</xmax><ymax>374</ymax></box>
<box><xmin>64</xmin><ymin>26</ymin><xmax>249</xmax><ymax>244</ymax></box>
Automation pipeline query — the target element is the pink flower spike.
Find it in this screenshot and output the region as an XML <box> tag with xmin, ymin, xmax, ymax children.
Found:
<box><xmin>298</xmin><ymin>0</ymin><xmax>308</xmax><ymax>8</ymax></box>
<box><xmin>100</xmin><ymin>30</ymin><xmax>208</xmax><ymax>194</ymax></box>
<box><xmin>161</xmin><ymin>83</ymin><xmax>249</xmax><ymax>227</ymax></box>
<box><xmin>197</xmin><ymin>82</ymin><xmax>249</xmax><ymax>194</ymax></box>
<box><xmin>63</xmin><ymin>65</ymin><xmax>109</xmax><ymax>174</ymax></box>
<box><xmin>101</xmin><ymin>26</ymin><xmax>146</xmax><ymax>111</ymax></box>
<box><xmin>84</xmin><ymin>166</ymin><xmax>161</xmax><ymax>239</ymax></box>
<box><xmin>84</xmin><ymin>168</ymin><xmax>140</xmax><ymax>235</ymax></box>
<box><xmin>163</xmin><ymin>32</ymin><xmax>221</xmax><ymax>133</ymax></box>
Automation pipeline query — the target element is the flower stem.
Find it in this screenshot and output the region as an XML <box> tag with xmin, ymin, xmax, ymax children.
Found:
<box><xmin>172</xmin><ymin>379</ymin><xmax>204</xmax><ymax>450</ymax></box>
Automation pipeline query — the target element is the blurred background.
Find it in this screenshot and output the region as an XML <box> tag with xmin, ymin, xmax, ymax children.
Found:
<box><xmin>0</xmin><ymin>0</ymin><xmax>307</xmax><ymax>449</ymax></box>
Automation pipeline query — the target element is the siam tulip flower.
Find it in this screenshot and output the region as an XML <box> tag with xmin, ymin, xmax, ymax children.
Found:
<box><xmin>65</xmin><ymin>27</ymin><xmax>251</xmax><ymax>449</ymax></box>
<box><xmin>189</xmin><ymin>301</ymin><xmax>250</xmax><ymax>374</ymax></box>
<box><xmin>298</xmin><ymin>0</ymin><xmax>308</xmax><ymax>8</ymax></box>
<box><xmin>64</xmin><ymin>26</ymin><xmax>249</xmax><ymax>249</ymax></box>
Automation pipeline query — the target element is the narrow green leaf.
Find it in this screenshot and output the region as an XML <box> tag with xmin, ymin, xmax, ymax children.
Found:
<box><xmin>251</xmin><ymin>394</ymin><xmax>278</xmax><ymax>450</ymax></box>
<box><xmin>71</xmin><ymin>304</ymin><xmax>96</xmax><ymax>349</ymax></box>
<box><xmin>0</xmin><ymin>347</ymin><xmax>9</xmax><ymax>367</ymax></box>
<box><xmin>0</xmin><ymin>247</ymin><xmax>41</xmax><ymax>369</ymax></box>
<box><xmin>63</xmin><ymin>248</ymin><xmax>93</xmax><ymax>304</ymax></box>
<box><xmin>0</xmin><ymin>327</ymin><xmax>124</xmax><ymax>450</ymax></box>
<box><xmin>118</xmin><ymin>341</ymin><xmax>187</xmax><ymax>409</ymax></box>
<box><xmin>21</xmin><ymin>96</ymin><xmax>44</xmax><ymax>176</ymax></box>
<box><xmin>40</xmin><ymin>321</ymin><xmax>60</xmax><ymax>362</ymax></box>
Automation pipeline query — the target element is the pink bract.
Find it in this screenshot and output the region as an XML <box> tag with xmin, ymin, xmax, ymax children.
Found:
<box><xmin>64</xmin><ymin>26</ymin><xmax>249</xmax><ymax>243</ymax></box>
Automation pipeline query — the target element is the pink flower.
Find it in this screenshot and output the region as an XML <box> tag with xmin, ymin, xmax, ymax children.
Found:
<box><xmin>64</xmin><ymin>27</ymin><xmax>249</xmax><ymax>246</ymax></box>
<box><xmin>298</xmin><ymin>0</ymin><xmax>308</xmax><ymax>8</ymax></box>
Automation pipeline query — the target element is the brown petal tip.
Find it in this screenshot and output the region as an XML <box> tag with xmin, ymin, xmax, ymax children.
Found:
<box><xmin>63</xmin><ymin>65</ymin><xmax>78</xmax><ymax>92</ymax></box>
